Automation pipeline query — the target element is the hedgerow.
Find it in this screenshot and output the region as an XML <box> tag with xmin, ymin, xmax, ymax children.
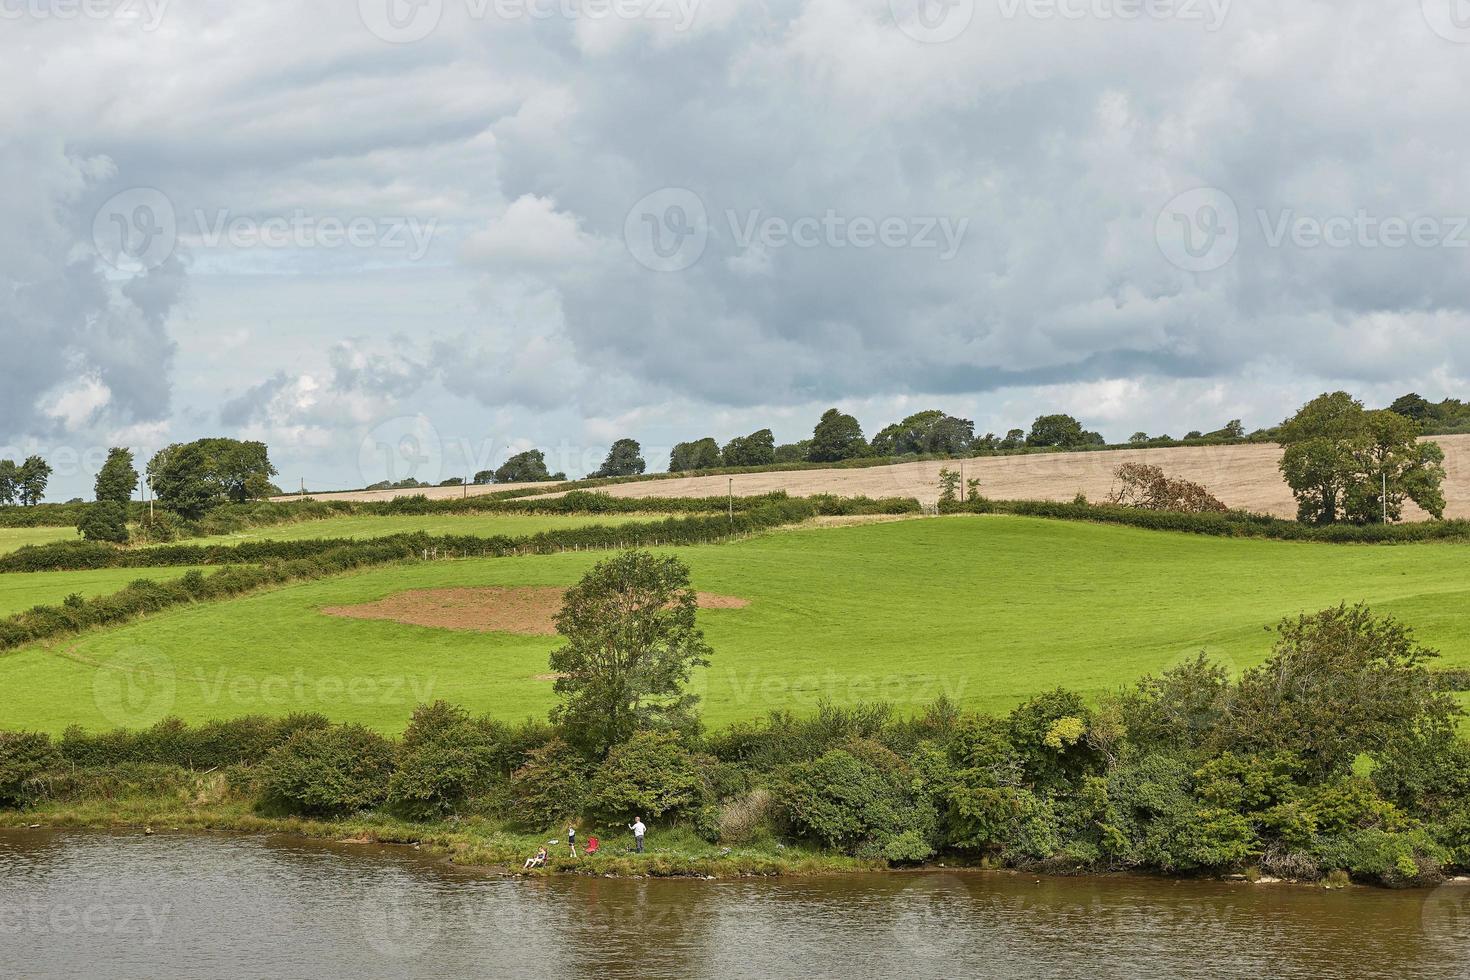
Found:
<box><xmin>942</xmin><ymin>497</ymin><xmax>1470</xmax><ymax>543</ymax></box>
<box><xmin>0</xmin><ymin>502</ymin><xmax>824</xmax><ymax>649</ymax></box>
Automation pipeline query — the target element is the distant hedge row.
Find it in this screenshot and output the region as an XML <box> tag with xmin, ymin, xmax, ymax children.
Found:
<box><xmin>0</xmin><ymin>539</ymin><xmax>417</xmax><ymax>650</ymax></box>
<box><xmin>0</xmin><ymin>501</ymin><xmax>829</xmax><ymax>649</ymax></box>
<box><xmin>945</xmin><ymin>498</ymin><xmax>1470</xmax><ymax>543</ymax></box>
<box><xmin>0</xmin><ymin>494</ymin><xmax>916</xmax><ymax>573</ymax></box>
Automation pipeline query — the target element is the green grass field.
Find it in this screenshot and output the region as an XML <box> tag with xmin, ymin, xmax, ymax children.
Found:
<box><xmin>0</xmin><ymin>567</ymin><xmax>211</xmax><ymax>617</ymax></box>
<box><xmin>170</xmin><ymin>511</ymin><xmax>649</xmax><ymax>547</ymax></box>
<box><xmin>4</xmin><ymin>515</ymin><xmax>1469</xmax><ymax>734</ymax></box>
<box><xmin>0</xmin><ymin>526</ymin><xmax>79</xmax><ymax>555</ymax></box>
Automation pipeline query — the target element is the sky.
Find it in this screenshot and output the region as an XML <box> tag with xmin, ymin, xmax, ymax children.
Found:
<box><xmin>3</xmin><ymin>0</ymin><xmax>1470</xmax><ymax>499</ymax></box>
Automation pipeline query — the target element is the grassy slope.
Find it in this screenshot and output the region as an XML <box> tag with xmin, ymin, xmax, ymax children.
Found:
<box><xmin>168</xmin><ymin>512</ymin><xmax>648</xmax><ymax>547</ymax></box>
<box><xmin>3</xmin><ymin>515</ymin><xmax>1468</xmax><ymax>733</ymax></box>
<box><xmin>0</xmin><ymin>526</ymin><xmax>79</xmax><ymax>555</ymax></box>
<box><xmin>0</xmin><ymin>567</ymin><xmax>210</xmax><ymax>618</ymax></box>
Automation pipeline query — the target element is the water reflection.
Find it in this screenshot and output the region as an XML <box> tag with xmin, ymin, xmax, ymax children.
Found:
<box><xmin>0</xmin><ymin>830</ymin><xmax>1465</xmax><ymax>979</ymax></box>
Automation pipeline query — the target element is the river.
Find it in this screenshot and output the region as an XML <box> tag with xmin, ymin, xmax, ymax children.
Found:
<box><xmin>1</xmin><ymin>830</ymin><xmax>1466</xmax><ymax>979</ymax></box>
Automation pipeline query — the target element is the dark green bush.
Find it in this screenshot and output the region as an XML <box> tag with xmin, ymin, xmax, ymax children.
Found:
<box><xmin>0</xmin><ymin>731</ymin><xmax>61</xmax><ymax>807</ymax></box>
<box><xmin>386</xmin><ymin>702</ymin><xmax>501</xmax><ymax>819</ymax></box>
<box><xmin>258</xmin><ymin>724</ymin><xmax>396</xmax><ymax>817</ymax></box>
<box><xmin>587</xmin><ymin>730</ymin><xmax>714</xmax><ymax>832</ymax></box>
<box><xmin>77</xmin><ymin>502</ymin><xmax>130</xmax><ymax>543</ymax></box>
<box><xmin>778</xmin><ymin>740</ymin><xmax>937</xmax><ymax>858</ymax></box>
<box><xmin>509</xmin><ymin>738</ymin><xmax>589</xmax><ymax>827</ymax></box>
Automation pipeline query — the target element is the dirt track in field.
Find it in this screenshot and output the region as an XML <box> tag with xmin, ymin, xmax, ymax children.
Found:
<box><xmin>280</xmin><ymin>435</ymin><xmax>1470</xmax><ymax>520</ymax></box>
<box><xmin>321</xmin><ymin>586</ymin><xmax>749</xmax><ymax>635</ymax></box>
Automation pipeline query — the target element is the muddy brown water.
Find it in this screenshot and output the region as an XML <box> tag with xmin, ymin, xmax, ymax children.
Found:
<box><xmin>1</xmin><ymin>829</ymin><xmax>1467</xmax><ymax>979</ymax></box>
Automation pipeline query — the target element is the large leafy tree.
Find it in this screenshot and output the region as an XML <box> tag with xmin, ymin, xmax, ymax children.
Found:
<box><xmin>870</xmin><ymin>410</ymin><xmax>975</xmax><ymax>457</ymax></box>
<box><xmin>774</xmin><ymin>440</ymin><xmax>811</xmax><ymax>463</ymax></box>
<box><xmin>1026</xmin><ymin>414</ymin><xmax>1103</xmax><ymax>449</ymax></box>
<box><xmin>81</xmin><ymin>447</ymin><xmax>139</xmax><ymax>543</ymax></box>
<box><xmin>16</xmin><ymin>456</ymin><xmax>52</xmax><ymax>506</ymax></box>
<box><xmin>721</xmin><ymin>428</ymin><xmax>776</xmax><ymax>467</ymax></box>
<box><xmin>592</xmin><ymin>438</ymin><xmax>646</xmax><ymax>478</ymax></box>
<box><xmin>669</xmin><ymin>438</ymin><xmax>722</xmax><ymax>472</ymax></box>
<box><xmin>0</xmin><ymin>459</ymin><xmax>18</xmax><ymax>506</ymax></box>
<box><xmin>548</xmin><ymin>550</ymin><xmax>711</xmax><ymax>756</ymax></box>
<box><xmin>94</xmin><ymin>447</ymin><xmax>139</xmax><ymax>505</ymax></box>
<box><xmin>1388</xmin><ymin>392</ymin><xmax>1433</xmax><ymax>422</ymax></box>
<box><xmin>1278</xmin><ymin>392</ymin><xmax>1444</xmax><ymax>524</ymax></box>
<box><xmin>146</xmin><ymin>438</ymin><xmax>278</xmax><ymax>518</ymax></box>
<box><xmin>808</xmin><ymin>408</ymin><xmax>868</xmax><ymax>462</ymax></box>
<box><xmin>489</xmin><ymin>449</ymin><xmax>561</xmax><ymax>484</ymax></box>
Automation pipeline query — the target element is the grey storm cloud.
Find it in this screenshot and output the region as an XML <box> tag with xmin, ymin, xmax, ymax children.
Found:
<box><xmin>0</xmin><ymin>192</ymin><xmax>182</xmax><ymax>438</ymax></box>
<box><xmin>5</xmin><ymin>0</ymin><xmax>1470</xmax><ymax>497</ymax></box>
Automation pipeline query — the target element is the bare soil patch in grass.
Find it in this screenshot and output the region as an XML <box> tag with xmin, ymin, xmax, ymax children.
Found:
<box><xmin>321</xmin><ymin>586</ymin><xmax>749</xmax><ymax>635</ymax></box>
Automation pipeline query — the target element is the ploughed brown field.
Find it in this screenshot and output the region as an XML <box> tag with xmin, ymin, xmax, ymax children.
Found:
<box><xmin>278</xmin><ymin>434</ymin><xmax>1470</xmax><ymax>520</ymax></box>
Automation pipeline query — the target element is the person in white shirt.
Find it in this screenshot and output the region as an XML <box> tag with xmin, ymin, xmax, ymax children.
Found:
<box><xmin>629</xmin><ymin>817</ymin><xmax>646</xmax><ymax>853</ymax></box>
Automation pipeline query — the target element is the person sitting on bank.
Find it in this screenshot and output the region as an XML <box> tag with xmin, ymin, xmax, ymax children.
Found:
<box><xmin>523</xmin><ymin>846</ymin><xmax>548</xmax><ymax>870</ymax></box>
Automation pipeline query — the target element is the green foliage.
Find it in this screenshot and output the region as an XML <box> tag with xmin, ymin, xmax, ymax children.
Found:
<box><xmin>773</xmin><ymin>440</ymin><xmax>811</xmax><ymax>463</ymax></box>
<box><xmin>147</xmin><ymin>438</ymin><xmax>278</xmax><ymax>518</ymax></box>
<box><xmin>77</xmin><ymin>501</ymin><xmax>130</xmax><ymax>544</ymax></box>
<box><xmin>136</xmin><ymin>509</ymin><xmax>179</xmax><ymax>543</ymax></box>
<box><xmin>491</xmin><ymin>450</ymin><xmax>559</xmax><ymax>483</ymax></box>
<box><xmin>1278</xmin><ymin>392</ymin><xmax>1446</xmax><ymax>524</ymax></box>
<box><xmin>259</xmin><ymin>723</ymin><xmax>396</xmax><ymax>817</ymax></box>
<box><xmin>937</xmin><ymin>468</ymin><xmax>960</xmax><ymax>505</ymax></box>
<box><xmin>941</xmin><ymin>495</ymin><xmax>1470</xmax><ymax>542</ymax></box>
<box><xmin>778</xmin><ymin>741</ymin><xmax>936</xmax><ymax>857</ymax></box>
<box><xmin>0</xmin><ymin>731</ymin><xmax>61</xmax><ymax>807</ymax></box>
<box><xmin>549</xmin><ymin>550</ymin><xmax>712</xmax><ymax>756</ymax></box>
<box><xmin>588</xmin><ymin>730</ymin><xmax>712</xmax><ymax>829</ymax></box>
<box><xmin>669</xmin><ymin>438</ymin><xmax>722</xmax><ymax>472</ymax></box>
<box><xmin>387</xmin><ymin>702</ymin><xmax>501</xmax><ymax>819</ymax></box>
<box><xmin>1027</xmin><ymin>415</ymin><xmax>1103</xmax><ymax>449</ymax></box>
<box><xmin>95</xmin><ymin>448</ymin><xmax>139</xmax><ymax>505</ymax></box>
<box><xmin>808</xmin><ymin>409</ymin><xmax>868</xmax><ymax>462</ymax></box>
<box><xmin>871</xmin><ymin>411</ymin><xmax>974</xmax><ymax>456</ymax></box>
<box><xmin>592</xmin><ymin>439</ymin><xmax>646</xmax><ymax>478</ymax></box>
<box><xmin>1006</xmin><ymin>689</ymin><xmax>1095</xmax><ymax>789</ymax></box>
<box><xmin>56</xmin><ymin>714</ymin><xmax>328</xmax><ymax>769</ymax></box>
<box><xmin>509</xmin><ymin>738</ymin><xmax>589</xmax><ymax>826</ymax></box>
<box><xmin>0</xmin><ymin>456</ymin><xmax>55</xmax><ymax>507</ymax></box>
<box><xmin>1218</xmin><ymin>604</ymin><xmax>1460</xmax><ymax>779</ymax></box>
<box><xmin>721</xmin><ymin>429</ymin><xmax>776</xmax><ymax>468</ymax></box>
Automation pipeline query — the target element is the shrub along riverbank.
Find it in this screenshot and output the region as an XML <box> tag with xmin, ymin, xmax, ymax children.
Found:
<box><xmin>3</xmin><ymin>604</ymin><xmax>1465</xmax><ymax>886</ymax></box>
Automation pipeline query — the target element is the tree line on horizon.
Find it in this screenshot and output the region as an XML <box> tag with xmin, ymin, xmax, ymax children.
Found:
<box><xmin>4</xmin><ymin>389</ymin><xmax>1459</xmax><ymax>531</ymax></box>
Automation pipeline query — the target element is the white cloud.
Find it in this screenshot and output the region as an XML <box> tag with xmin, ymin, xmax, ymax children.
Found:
<box><xmin>6</xmin><ymin>0</ymin><xmax>1470</xmax><ymax>499</ymax></box>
